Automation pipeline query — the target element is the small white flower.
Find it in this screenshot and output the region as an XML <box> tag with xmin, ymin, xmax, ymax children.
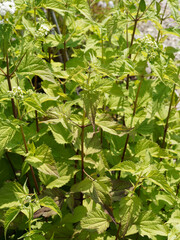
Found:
<box><xmin>97</xmin><ymin>1</ymin><xmax>104</xmax><ymax>7</ymax></box>
<box><xmin>102</xmin><ymin>2</ymin><xmax>107</xmax><ymax>8</ymax></box>
<box><xmin>0</xmin><ymin>6</ymin><xmax>7</xmax><ymax>16</ymax></box>
<box><xmin>108</xmin><ymin>1</ymin><xmax>114</xmax><ymax>8</ymax></box>
<box><xmin>39</xmin><ymin>24</ymin><xmax>49</xmax><ymax>36</ymax></box>
<box><xmin>176</xmin><ymin>101</ymin><xmax>180</xmax><ymax>111</ymax></box>
<box><xmin>0</xmin><ymin>1</ymin><xmax>16</xmax><ymax>16</ymax></box>
<box><xmin>0</xmin><ymin>19</ymin><xmax>4</xmax><ymax>24</ymax></box>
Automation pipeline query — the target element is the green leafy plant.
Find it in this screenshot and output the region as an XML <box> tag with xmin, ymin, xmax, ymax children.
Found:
<box><xmin>0</xmin><ymin>0</ymin><xmax>180</xmax><ymax>239</ymax></box>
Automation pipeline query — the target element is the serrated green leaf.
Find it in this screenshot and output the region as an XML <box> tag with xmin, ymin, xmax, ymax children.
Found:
<box><xmin>96</xmin><ymin>119</ymin><xmax>130</xmax><ymax>137</ymax></box>
<box><xmin>49</xmin><ymin>122</ymin><xmax>72</xmax><ymax>144</ymax></box>
<box><xmin>84</xmin><ymin>132</ymin><xmax>101</xmax><ymax>155</ymax></box>
<box><xmin>63</xmin><ymin>206</ymin><xmax>87</xmax><ymax>224</ymax></box>
<box><xmin>147</xmin><ymin>170</ymin><xmax>174</xmax><ymax>194</ymax></box>
<box><xmin>137</xmin><ymin>211</ymin><xmax>168</xmax><ymax>238</ymax></box>
<box><xmin>4</xmin><ymin>207</ymin><xmax>20</xmax><ymax>240</ymax></box>
<box><xmin>24</xmin><ymin>95</ymin><xmax>44</xmax><ymax>114</ymax></box>
<box><xmin>92</xmin><ymin>180</ymin><xmax>112</xmax><ymax>208</ymax></box>
<box><xmin>0</xmin><ymin>124</ymin><xmax>17</xmax><ymax>155</ymax></box>
<box><xmin>42</xmin><ymin>0</ymin><xmax>67</xmax><ymax>15</ymax></box>
<box><xmin>114</xmin><ymin>195</ymin><xmax>141</xmax><ymax>234</ymax></box>
<box><xmin>81</xmin><ymin>209</ymin><xmax>110</xmax><ymax>234</ymax></box>
<box><xmin>46</xmin><ymin>176</ymin><xmax>71</xmax><ymax>189</ymax></box>
<box><xmin>0</xmin><ymin>182</ymin><xmax>26</xmax><ymax>209</ymax></box>
<box><xmin>110</xmin><ymin>161</ymin><xmax>136</xmax><ymax>173</ymax></box>
<box><xmin>39</xmin><ymin>196</ymin><xmax>62</xmax><ymax>218</ymax></box>
<box><xmin>135</xmin><ymin>139</ymin><xmax>168</xmax><ymax>158</ymax></box>
<box><xmin>71</xmin><ymin>178</ymin><xmax>93</xmax><ymax>193</ymax></box>
<box><xmin>72</xmin><ymin>0</ymin><xmax>93</xmax><ymax>22</ymax></box>
<box><xmin>17</xmin><ymin>55</ymin><xmax>55</xmax><ymax>83</ymax></box>
<box><xmin>25</xmin><ymin>144</ymin><xmax>59</xmax><ymax>177</ymax></box>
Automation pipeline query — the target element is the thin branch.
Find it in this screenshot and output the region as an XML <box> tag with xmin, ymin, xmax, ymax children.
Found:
<box><xmin>115</xmin><ymin>223</ymin><xmax>121</xmax><ymax>240</ymax></box>
<box><xmin>6</xmin><ymin>53</ymin><xmax>17</xmax><ymax>118</ymax></box>
<box><xmin>133</xmin><ymin>76</ymin><xmax>143</xmax><ymax>116</ymax></box>
<box><xmin>162</xmin><ymin>84</ymin><xmax>175</xmax><ymax>149</ymax></box>
<box><xmin>119</xmin><ymin>76</ymin><xmax>144</xmax><ymax>179</ymax></box>
<box><xmin>126</xmin><ymin>3</ymin><xmax>140</xmax><ymax>89</ymax></box>
<box><xmin>5</xmin><ymin>152</ymin><xmax>18</xmax><ymax>180</ymax></box>
<box><xmin>157</xmin><ymin>1</ymin><xmax>168</xmax><ymax>43</ymax></box>
<box><xmin>20</xmin><ymin>124</ymin><xmax>40</xmax><ymax>194</ymax></box>
<box><xmin>126</xmin><ymin>8</ymin><xmax>135</xmax><ymax>21</ymax></box>
<box><xmin>176</xmin><ymin>182</ymin><xmax>180</xmax><ymax>196</ymax></box>
<box><xmin>80</xmin><ymin>111</ymin><xmax>85</xmax><ymax>205</ymax></box>
<box><xmin>0</xmin><ymin>67</ymin><xmax>7</xmax><ymax>76</ymax></box>
<box><xmin>138</xmin><ymin>0</ymin><xmax>156</xmax><ymax>20</ymax></box>
<box><xmin>10</xmin><ymin>52</ymin><xmax>26</xmax><ymax>77</ymax></box>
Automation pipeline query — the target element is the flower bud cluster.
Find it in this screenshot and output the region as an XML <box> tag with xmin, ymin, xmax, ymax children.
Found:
<box><xmin>0</xmin><ymin>0</ymin><xmax>16</xmax><ymax>17</ymax></box>
<box><xmin>8</xmin><ymin>86</ymin><xmax>24</xmax><ymax>100</ymax></box>
<box><xmin>97</xmin><ymin>1</ymin><xmax>114</xmax><ymax>8</ymax></box>
<box><xmin>137</xmin><ymin>35</ymin><xmax>160</xmax><ymax>61</ymax></box>
<box><xmin>37</xmin><ymin>24</ymin><xmax>49</xmax><ymax>37</ymax></box>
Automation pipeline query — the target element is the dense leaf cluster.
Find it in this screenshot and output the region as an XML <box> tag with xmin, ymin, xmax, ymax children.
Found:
<box><xmin>0</xmin><ymin>0</ymin><xmax>179</xmax><ymax>239</ymax></box>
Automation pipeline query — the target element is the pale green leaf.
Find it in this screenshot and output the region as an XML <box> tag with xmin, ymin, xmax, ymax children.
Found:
<box><xmin>110</xmin><ymin>161</ymin><xmax>136</xmax><ymax>173</ymax></box>
<box><xmin>71</xmin><ymin>178</ymin><xmax>93</xmax><ymax>193</ymax></box>
<box><xmin>147</xmin><ymin>170</ymin><xmax>174</xmax><ymax>194</ymax></box>
<box><xmin>137</xmin><ymin>211</ymin><xmax>168</xmax><ymax>238</ymax></box>
<box><xmin>114</xmin><ymin>195</ymin><xmax>141</xmax><ymax>233</ymax></box>
<box><xmin>17</xmin><ymin>55</ymin><xmax>55</xmax><ymax>83</ymax></box>
<box><xmin>135</xmin><ymin>139</ymin><xmax>168</xmax><ymax>158</ymax></box>
<box><xmin>63</xmin><ymin>206</ymin><xmax>87</xmax><ymax>224</ymax></box>
<box><xmin>39</xmin><ymin>196</ymin><xmax>62</xmax><ymax>218</ymax></box>
<box><xmin>46</xmin><ymin>176</ymin><xmax>71</xmax><ymax>189</ymax></box>
<box><xmin>25</xmin><ymin>144</ymin><xmax>59</xmax><ymax>177</ymax></box>
<box><xmin>42</xmin><ymin>0</ymin><xmax>67</xmax><ymax>15</ymax></box>
<box><xmin>72</xmin><ymin>0</ymin><xmax>93</xmax><ymax>22</ymax></box>
<box><xmin>4</xmin><ymin>207</ymin><xmax>20</xmax><ymax>240</ymax></box>
<box><xmin>24</xmin><ymin>95</ymin><xmax>44</xmax><ymax>114</ymax></box>
<box><xmin>49</xmin><ymin>122</ymin><xmax>72</xmax><ymax>144</ymax></box>
<box><xmin>81</xmin><ymin>209</ymin><xmax>110</xmax><ymax>234</ymax></box>
<box><xmin>96</xmin><ymin>119</ymin><xmax>129</xmax><ymax>137</ymax></box>
<box><xmin>0</xmin><ymin>124</ymin><xmax>17</xmax><ymax>154</ymax></box>
<box><xmin>0</xmin><ymin>182</ymin><xmax>26</xmax><ymax>209</ymax></box>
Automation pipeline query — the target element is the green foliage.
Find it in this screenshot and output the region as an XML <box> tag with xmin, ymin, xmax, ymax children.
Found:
<box><xmin>0</xmin><ymin>0</ymin><xmax>179</xmax><ymax>239</ymax></box>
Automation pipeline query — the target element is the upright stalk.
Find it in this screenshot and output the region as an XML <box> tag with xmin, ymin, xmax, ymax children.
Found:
<box><xmin>176</xmin><ymin>182</ymin><xmax>180</xmax><ymax>196</ymax></box>
<box><xmin>33</xmin><ymin>5</ymin><xmax>40</xmax><ymax>133</ymax></box>
<box><xmin>17</xmin><ymin>103</ymin><xmax>40</xmax><ymax>195</ymax></box>
<box><xmin>162</xmin><ymin>84</ymin><xmax>175</xmax><ymax>149</ymax></box>
<box><xmin>101</xmin><ymin>30</ymin><xmax>104</xmax><ymax>64</ymax></box>
<box><xmin>157</xmin><ymin>2</ymin><xmax>168</xmax><ymax>43</ymax></box>
<box><xmin>34</xmin><ymin>76</ymin><xmax>40</xmax><ymax>133</ymax></box>
<box><xmin>80</xmin><ymin>110</ymin><xmax>85</xmax><ymax>205</ymax></box>
<box><xmin>115</xmin><ymin>223</ymin><xmax>121</xmax><ymax>240</ymax></box>
<box><xmin>5</xmin><ymin>53</ymin><xmax>39</xmax><ymax>193</ymax></box>
<box><xmin>5</xmin><ymin>152</ymin><xmax>18</xmax><ymax>180</ymax></box>
<box><xmin>126</xmin><ymin>4</ymin><xmax>140</xmax><ymax>90</ymax></box>
<box><xmin>6</xmin><ymin>54</ymin><xmax>17</xmax><ymax>118</ymax></box>
<box><xmin>119</xmin><ymin>76</ymin><xmax>144</xmax><ymax>179</ymax></box>
<box><xmin>62</xmin><ymin>10</ymin><xmax>68</xmax><ymax>93</ymax></box>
